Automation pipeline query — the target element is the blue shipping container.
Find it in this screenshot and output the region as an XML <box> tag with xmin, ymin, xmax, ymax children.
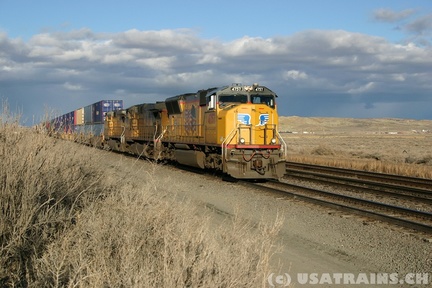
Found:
<box><xmin>51</xmin><ymin>100</ymin><xmax>123</xmax><ymax>128</ymax></box>
<box><xmin>93</xmin><ymin>100</ymin><xmax>123</xmax><ymax>123</ymax></box>
<box><xmin>66</xmin><ymin>111</ymin><xmax>74</xmax><ymax>133</ymax></box>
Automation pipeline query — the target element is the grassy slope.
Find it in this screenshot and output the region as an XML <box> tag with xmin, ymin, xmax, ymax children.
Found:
<box><xmin>0</xmin><ymin>117</ymin><xmax>280</xmax><ymax>287</ymax></box>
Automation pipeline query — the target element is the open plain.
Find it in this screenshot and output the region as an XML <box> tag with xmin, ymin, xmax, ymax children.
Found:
<box><xmin>280</xmin><ymin>116</ymin><xmax>432</xmax><ymax>179</ymax></box>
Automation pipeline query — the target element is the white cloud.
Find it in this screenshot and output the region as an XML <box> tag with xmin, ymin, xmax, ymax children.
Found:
<box><xmin>223</xmin><ymin>36</ymin><xmax>280</xmax><ymax>56</ymax></box>
<box><xmin>404</xmin><ymin>13</ymin><xmax>432</xmax><ymax>35</ymax></box>
<box><xmin>136</xmin><ymin>56</ymin><xmax>177</xmax><ymax>71</ymax></box>
<box><xmin>372</xmin><ymin>9</ymin><xmax>432</xmax><ymax>46</ymax></box>
<box><xmin>391</xmin><ymin>74</ymin><xmax>406</xmax><ymax>82</ymax></box>
<box><xmin>372</xmin><ymin>8</ymin><xmax>415</xmax><ymax>22</ymax></box>
<box><xmin>63</xmin><ymin>82</ymin><xmax>84</xmax><ymax>91</ymax></box>
<box><xmin>348</xmin><ymin>82</ymin><xmax>376</xmax><ymax>94</ymax></box>
<box><xmin>283</xmin><ymin>70</ymin><xmax>308</xmax><ymax>80</ymax></box>
<box><xmin>155</xmin><ymin>70</ymin><xmax>215</xmax><ymax>86</ymax></box>
<box><xmin>102</xmin><ymin>53</ymin><xmax>135</xmax><ymax>64</ymax></box>
<box><xmin>197</xmin><ymin>54</ymin><xmax>221</xmax><ymax>64</ymax></box>
<box><xmin>1</xmin><ymin>28</ymin><xmax>431</xmax><ymax>123</ymax></box>
<box><xmin>113</xmin><ymin>29</ymin><xmax>201</xmax><ymax>52</ymax></box>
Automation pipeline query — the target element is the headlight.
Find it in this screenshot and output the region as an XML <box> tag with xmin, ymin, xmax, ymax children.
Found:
<box><xmin>239</xmin><ymin>138</ymin><xmax>245</xmax><ymax>144</ymax></box>
<box><xmin>271</xmin><ymin>138</ymin><xmax>277</xmax><ymax>144</ymax></box>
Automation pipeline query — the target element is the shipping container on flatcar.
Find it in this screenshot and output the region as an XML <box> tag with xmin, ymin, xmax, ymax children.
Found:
<box><xmin>65</xmin><ymin>111</ymin><xmax>74</xmax><ymax>133</ymax></box>
<box><xmin>93</xmin><ymin>100</ymin><xmax>124</xmax><ymax>123</ymax></box>
<box><xmin>74</xmin><ymin>123</ymin><xmax>104</xmax><ymax>135</ymax></box>
<box><xmin>84</xmin><ymin>104</ymin><xmax>93</xmax><ymax>124</ymax></box>
<box><xmin>47</xmin><ymin>99</ymin><xmax>123</xmax><ymax>140</ymax></box>
<box><xmin>74</xmin><ymin>108</ymin><xmax>84</xmax><ymax>125</ymax></box>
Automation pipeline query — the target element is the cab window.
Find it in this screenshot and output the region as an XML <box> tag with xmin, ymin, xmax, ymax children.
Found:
<box><xmin>251</xmin><ymin>95</ymin><xmax>275</xmax><ymax>108</ymax></box>
<box><xmin>219</xmin><ymin>94</ymin><xmax>248</xmax><ymax>108</ymax></box>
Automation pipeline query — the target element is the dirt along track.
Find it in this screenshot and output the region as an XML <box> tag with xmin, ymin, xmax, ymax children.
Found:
<box><xmin>94</xmin><ymin>148</ymin><xmax>431</xmax><ymax>287</ymax></box>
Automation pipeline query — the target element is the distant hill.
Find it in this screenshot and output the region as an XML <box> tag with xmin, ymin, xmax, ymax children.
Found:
<box><xmin>279</xmin><ymin>116</ymin><xmax>432</xmax><ymax>134</ymax></box>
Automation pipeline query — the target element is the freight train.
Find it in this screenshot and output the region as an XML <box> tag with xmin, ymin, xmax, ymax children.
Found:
<box><xmin>46</xmin><ymin>100</ymin><xmax>124</xmax><ymax>137</ymax></box>
<box><xmin>47</xmin><ymin>83</ymin><xmax>287</xmax><ymax>179</ymax></box>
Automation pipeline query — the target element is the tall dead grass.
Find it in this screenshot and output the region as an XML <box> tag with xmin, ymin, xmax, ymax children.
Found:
<box><xmin>1</xmin><ymin>104</ymin><xmax>281</xmax><ymax>287</ymax></box>
<box><xmin>0</xmin><ymin>106</ymin><xmax>109</xmax><ymax>287</ymax></box>
<box><xmin>288</xmin><ymin>154</ymin><xmax>432</xmax><ymax>179</ymax></box>
<box><xmin>32</xmin><ymin>186</ymin><xmax>282</xmax><ymax>287</ymax></box>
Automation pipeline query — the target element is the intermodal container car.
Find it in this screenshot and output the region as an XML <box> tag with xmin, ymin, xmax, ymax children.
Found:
<box><xmin>93</xmin><ymin>100</ymin><xmax>123</xmax><ymax>123</ymax></box>
<box><xmin>74</xmin><ymin>108</ymin><xmax>84</xmax><ymax>125</ymax></box>
<box><xmin>65</xmin><ymin>111</ymin><xmax>74</xmax><ymax>133</ymax></box>
<box><xmin>84</xmin><ymin>105</ymin><xmax>93</xmax><ymax>124</ymax></box>
<box><xmin>74</xmin><ymin>123</ymin><xmax>104</xmax><ymax>135</ymax></box>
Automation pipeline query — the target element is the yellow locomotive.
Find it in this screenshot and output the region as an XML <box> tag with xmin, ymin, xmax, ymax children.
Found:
<box><xmin>104</xmin><ymin>83</ymin><xmax>287</xmax><ymax>179</ymax></box>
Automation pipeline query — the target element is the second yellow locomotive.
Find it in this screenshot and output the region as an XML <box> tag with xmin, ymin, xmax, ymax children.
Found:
<box><xmin>104</xmin><ymin>83</ymin><xmax>287</xmax><ymax>179</ymax></box>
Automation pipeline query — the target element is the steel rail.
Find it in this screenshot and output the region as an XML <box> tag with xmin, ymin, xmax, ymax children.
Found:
<box><xmin>286</xmin><ymin>161</ymin><xmax>432</xmax><ymax>190</ymax></box>
<box><xmin>286</xmin><ymin>170</ymin><xmax>432</xmax><ymax>205</ymax></box>
<box><xmin>240</xmin><ymin>180</ymin><xmax>432</xmax><ymax>234</ymax></box>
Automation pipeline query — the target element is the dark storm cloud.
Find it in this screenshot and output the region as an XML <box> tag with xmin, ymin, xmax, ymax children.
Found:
<box><xmin>0</xmin><ymin>28</ymin><xmax>431</xmax><ymax>125</ymax></box>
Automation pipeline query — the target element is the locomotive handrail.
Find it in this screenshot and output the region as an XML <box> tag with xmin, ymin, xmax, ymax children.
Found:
<box><xmin>221</xmin><ymin>127</ymin><xmax>238</xmax><ymax>167</ymax></box>
<box><xmin>120</xmin><ymin>125</ymin><xmax>126</xmax><ymax>144</ymax></box>
<box><xmin>276</xmin><ymin>130</ymin><xmax>288</xmax><ymax>159</ymax></box>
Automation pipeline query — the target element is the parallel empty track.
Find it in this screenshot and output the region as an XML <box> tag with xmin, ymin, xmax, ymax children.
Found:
<box><xmin>241</xmin><ymin>162</ymin><xmax>432</xmax><ymax>234</ymax></box>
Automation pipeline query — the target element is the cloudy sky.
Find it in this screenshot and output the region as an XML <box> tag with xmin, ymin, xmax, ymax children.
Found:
<box><xmin>1</xmin><ymin>0</ymin><xmax>431</xmax><ymax>125</ymax></box>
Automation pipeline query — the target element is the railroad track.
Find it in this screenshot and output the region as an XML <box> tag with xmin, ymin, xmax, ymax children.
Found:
<box><xmin>286</xmin><ymin>161</ymin><xmax>432</xmax><ymax>190</ymax></box>
<box><xmin>240</xmin><ymin>162</ymin><xmax>432</xmax><ymax>234</ymax></box>
<box><xmin>286</xmin><ymin>162</ymin><xmax>432</xmax><ymax>211</ymax></box>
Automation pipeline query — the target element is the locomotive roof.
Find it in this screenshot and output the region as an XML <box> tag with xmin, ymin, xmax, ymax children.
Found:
<box><xmin>165</xmin><ymin>92</ymin><xmax>197</xmax><ymax>102</ymax></box>
<box><xmin>207</xmin><ymin>84</ymin><xmax>277</xmax><ymax>97</ymax></box>
<box><xmin>126</xmin><ymin>101</ymin><xmax>167</xmax><ymax>113</ymax></box>
<box><xmin>164</xmin><ymin>84</ymin><xmax>277</xmax><ymax>102</ymax></box>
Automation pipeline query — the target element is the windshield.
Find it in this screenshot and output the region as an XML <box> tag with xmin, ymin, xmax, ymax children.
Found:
<box><xmin>219</xmin><ymin>94</ymin><xmax>248</xmax><ymax>108</ymax></box>
<box><xmin>251</xmin><ymin>95</ymin><xmax>275</xmax><ymax>108</ymax></box>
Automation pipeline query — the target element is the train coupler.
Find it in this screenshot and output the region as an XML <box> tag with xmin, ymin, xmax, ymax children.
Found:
<box><xmin>252</xmin><ymin>159</ymin><xmax>266</xmax><ymax>175</ymax></box>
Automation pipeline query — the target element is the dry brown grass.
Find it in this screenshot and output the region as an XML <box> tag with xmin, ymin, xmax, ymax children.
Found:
<box><xmin>32</xmin><ymin>186</ymin><xmax>282</xmax><ymax>287</ymax></box>
<box><xmin>280</xmin><ymin>116</ymin><xmax>432</xmax><ymax>179</ymax></box>
<box><xmin>0</xmin><ymin>106</ymin><xmax>110</xmax><ymax>287</ymax></box>
<box><xmin>284</xmin><ymin>134</ymin><xmax>432</xmax><ymax>179</ymax></box>
<box><xmin>1</xmin><ymin>104</ymin><xmax>281</xmax><ymax>287</ymax></box>
<box><xmin>288</xmin><ymin>155</ymin><xmax>432</xmax><ymax>179</ymax></box>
